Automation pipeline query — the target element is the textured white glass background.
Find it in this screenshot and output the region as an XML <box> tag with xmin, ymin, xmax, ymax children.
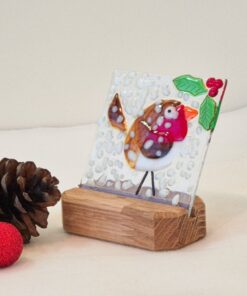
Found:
<box><xmin>0</xmin><ymin>0</ymin><xmax>246</xmax><ymax>129</ymax></box>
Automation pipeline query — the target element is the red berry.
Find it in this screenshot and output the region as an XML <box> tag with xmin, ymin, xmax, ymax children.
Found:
<box><xmin>215</xmin><ymin>79</ymin><xmax>223</xmax><ymax>89</ymax></box>
<box><xmin>0</xmin><ymin>222</ymin><xmax>23</xmax><ymax>268</ymax></box>
<box><xmin>208</xmin><ymin>87</ymin><xmax>218</xmax><ymax>97</ymax></box>
<box><xmin>206</xmin><ymin>77</ymin><xmax>215</xmax><ymax>88</ymax></box>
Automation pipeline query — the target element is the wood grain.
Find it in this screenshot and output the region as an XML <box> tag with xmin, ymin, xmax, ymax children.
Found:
<box><xmin>62</xmin><ymin>187</ymin><xmax>206</xmax><ymax>251</ymax></box>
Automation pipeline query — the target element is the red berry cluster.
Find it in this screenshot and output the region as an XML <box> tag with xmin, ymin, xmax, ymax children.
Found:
<box><xmin>206</xmin><ymin>77</ymin><xmax>223</xmax><ymax>97</ymax></box>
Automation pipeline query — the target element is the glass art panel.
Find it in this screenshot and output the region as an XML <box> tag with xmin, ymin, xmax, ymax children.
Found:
<box><xmin>81</xmin><ymin>71</ymin><xmax>227</xmax><ymax>213</ymax></box>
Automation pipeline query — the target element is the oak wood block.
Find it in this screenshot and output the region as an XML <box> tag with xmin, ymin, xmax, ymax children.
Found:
<box><xmin>62</xmin><ymin>187</ymin><xmax>206</xmax><ymax>251</ymax></box>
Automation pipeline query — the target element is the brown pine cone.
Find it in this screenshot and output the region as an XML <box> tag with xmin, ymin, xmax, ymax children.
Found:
<box><xmin>0</xmin><ymin>158</ymin><xmax>61</xmax><ymax>243</ymax></box>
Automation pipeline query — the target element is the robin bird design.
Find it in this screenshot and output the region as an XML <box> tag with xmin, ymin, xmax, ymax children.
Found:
<box><xmin>108</xmin><ymin>93</ymin><xmax>198</xmax><ymax>196</ymax></box>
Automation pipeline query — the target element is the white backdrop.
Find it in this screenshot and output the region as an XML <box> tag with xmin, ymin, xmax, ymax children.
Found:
<box><xmin>0</xmin><ymin>0</ymin><xmax>246</xmax><ymax>129</ymax></box>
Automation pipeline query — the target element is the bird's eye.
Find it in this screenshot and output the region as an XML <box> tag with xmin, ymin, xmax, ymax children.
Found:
<box><xmin>164</xmin><ymin>106</ymin><xmax>178</xmax><ymax>119</ymax></box>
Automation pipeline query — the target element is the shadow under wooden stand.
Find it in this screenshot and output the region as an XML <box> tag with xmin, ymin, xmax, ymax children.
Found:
<box><xmin>62</xmin><ymin>187</ymin><xmax>206</xmax><ymax>251</ymax></box>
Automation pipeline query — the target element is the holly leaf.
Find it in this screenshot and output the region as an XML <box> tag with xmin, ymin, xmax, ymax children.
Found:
<box><xmin>209</xmin><ymin>105</ymin><xmax>220</xmax><ymax>130</ymax></box>
<box><xmin>199</xmin><ymin>96</ymin><xmax>217</xmax><ymax>131</ymax></box>
<box><xmin>173</xmin><ymin>75</ymin><xmax>207</xmax><ymax>96</ymax></box>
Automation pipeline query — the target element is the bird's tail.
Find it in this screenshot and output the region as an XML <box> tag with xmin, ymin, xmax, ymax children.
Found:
<box><xmin>108</xmin><ymin>93</ymin><xmax>127</xmax><ymax>132</ymax></box>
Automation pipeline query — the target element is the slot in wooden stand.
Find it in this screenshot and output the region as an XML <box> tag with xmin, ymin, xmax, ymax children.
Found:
<box><xmin>62</xmin><ymin>187</ymin><xmax>206</xmax><ymax>251</ymax></box>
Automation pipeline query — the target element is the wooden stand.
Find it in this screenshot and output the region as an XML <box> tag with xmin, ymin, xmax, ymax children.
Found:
<box><xmin>62</xmin><ymin>187</ymin><xmax>206</xmax><ymax>251</ymax></box>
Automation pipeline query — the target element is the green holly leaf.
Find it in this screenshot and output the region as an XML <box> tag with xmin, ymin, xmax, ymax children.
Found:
<box><xmin>173</xmin><ymin>75</ymin><xmax>207</xmax><ymax>96</ymax></box>
<box><xmin>209</xmin><ymin>105</ymin><xmax>220</xmax><ymax>130</ymax></box>
<box><xmin>199</xmin><ymin>96</ymin><xmax>217</xmax><ymax>131</ymax></box>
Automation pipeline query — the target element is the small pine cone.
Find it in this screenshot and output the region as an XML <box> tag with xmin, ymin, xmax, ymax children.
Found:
<box><xmin>0</xmin><ymin>158</ymin><xmax>61</xmax><ymax>243</ymax></box>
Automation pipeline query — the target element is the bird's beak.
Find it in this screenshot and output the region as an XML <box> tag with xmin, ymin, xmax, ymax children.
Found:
<box><xmin>184</xmin><ymin>106</ymin><xmax>198</xmax><ymax>121</ymax></box>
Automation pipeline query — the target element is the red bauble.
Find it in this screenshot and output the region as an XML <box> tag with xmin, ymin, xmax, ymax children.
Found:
<box><xmin>0</xmin><ymin>222</ymin><xmax>23</xmax><ymax>268</ymax></box>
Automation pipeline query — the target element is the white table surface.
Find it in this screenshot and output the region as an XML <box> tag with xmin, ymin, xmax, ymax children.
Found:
<box><xmin>0</xmin><ymin>108</ymin><xmax>246</xmax><ymax>296</ymax></box>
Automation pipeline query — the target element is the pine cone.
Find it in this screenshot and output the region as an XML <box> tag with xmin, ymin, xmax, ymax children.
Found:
<box><xmin>0</xmin><ymin>158</ymin><xmax>61</xmax><ymax>243</ymax></box>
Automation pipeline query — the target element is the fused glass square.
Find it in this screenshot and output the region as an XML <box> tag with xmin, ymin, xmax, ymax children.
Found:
<box><xmin>82</xmin><ymin>71</ymin><xmax>227</xmax><ymax>213</ymax></box>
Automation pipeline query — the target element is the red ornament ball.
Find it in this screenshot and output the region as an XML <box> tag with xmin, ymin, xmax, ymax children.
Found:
<box><xmin>0</xmin><ymin>222</ymin><xmax>23</xmax><ymax>268</ymax></box>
